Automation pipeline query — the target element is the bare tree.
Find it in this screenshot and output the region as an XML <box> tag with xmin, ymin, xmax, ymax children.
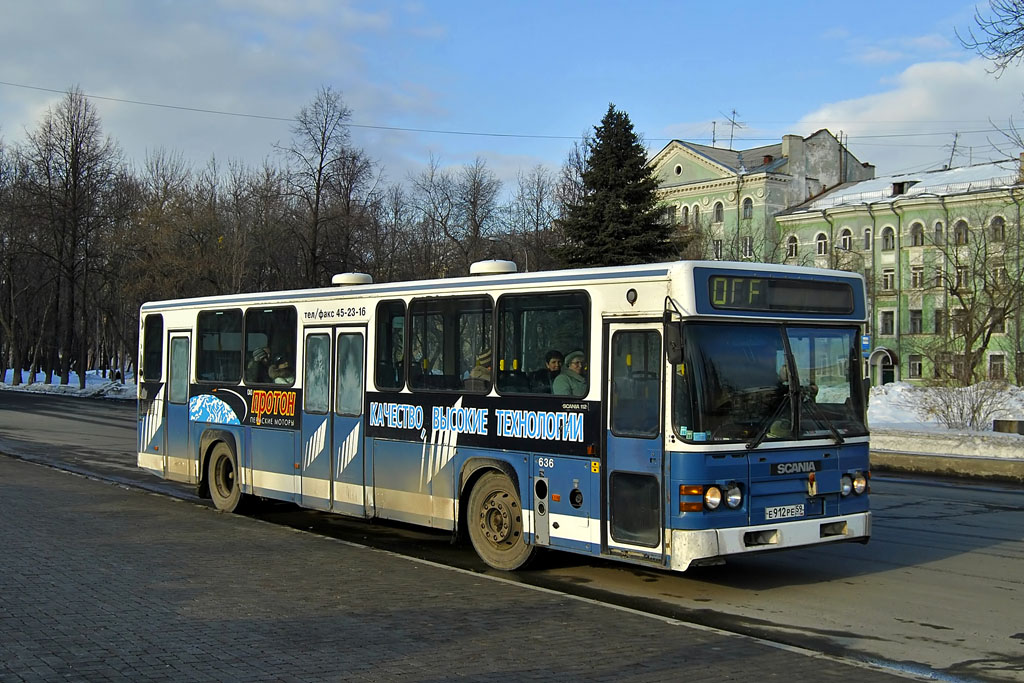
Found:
<box><xmin>903</xmin><ymin>197</ymin><xmax>1024</xmax><ymax>386</ymax></box>
<box><xmin>277</xmin><ymin>86</ymin><xmax>354</xmax><ymax>287</ymax></box>
<box><xmin>959</xmin><ymin>0</ymin><xmax>1024</xmax><ymax>74</ymax></box>
<box><xmin>23</xmin><ymin>87</ymin><xmax>121</xmax><ymax>387</ymax></box>
<box><xmin>502</xmin><ymin>165</ymin><xmax>560</xmax><ymax>271</ymax></box>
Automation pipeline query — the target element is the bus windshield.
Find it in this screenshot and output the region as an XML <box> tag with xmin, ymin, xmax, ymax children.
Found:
<box><xmin>672</xmin><ymin>323</ymin><xmax>867</xmax><ymax>444</ymax></box>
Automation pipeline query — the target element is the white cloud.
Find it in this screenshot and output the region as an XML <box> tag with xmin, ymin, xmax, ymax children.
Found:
<box><xmin>798</xmin><ymin>58</ymin><xmax>1024</xmax><ymax>174</ymax></box>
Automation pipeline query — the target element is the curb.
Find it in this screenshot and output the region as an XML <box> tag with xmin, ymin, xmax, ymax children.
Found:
<box><xmin>870</xmin><ymin>450</ymin><xmax>1024</xmax><ymax>484</ymax></box>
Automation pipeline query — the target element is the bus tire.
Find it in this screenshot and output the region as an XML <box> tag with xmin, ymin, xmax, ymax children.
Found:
<box><xmin>467</xmin><ymin>471</ymin><xmax>536</xmax><ymax>571</ymax></box>
<box><xmin>207</xmin><ymin>442</ymin><xmax>246</xmax><ymax>513</ymax></box>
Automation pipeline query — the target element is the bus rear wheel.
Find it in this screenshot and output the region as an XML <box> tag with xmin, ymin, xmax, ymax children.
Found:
<box><xmin>208</xmin><ymin>443</ymin><xmax>246</xmax><ymax>513</ymax></box>
<box><xmin>467</xmin><ymin>471</ymin><xmax>536</xmax><ymax>571</ymax></box>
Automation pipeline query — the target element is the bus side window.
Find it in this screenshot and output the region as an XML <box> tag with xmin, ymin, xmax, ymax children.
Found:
<box><xmin>496</xmin><ymin>291</ymin><xmax>589</xmax><ymax>395</ymax></box>
<box><xmin>375</xmin><ymin>300</ymin><xmax>405</xmax><ymax>390</ymax></box>
<box><xmin>196</xmin><ymin>309</ymin><xmax>243</xmax><ymax>383</ymax></box>
<box><xmin>243</xmin><ymin>306</ymin><xmax>297</xmax><ymax>386</ymax></box>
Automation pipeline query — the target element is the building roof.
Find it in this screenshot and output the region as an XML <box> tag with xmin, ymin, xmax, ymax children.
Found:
<box><xmin>793</xmin><ymin>160</ymin><xmax>1021</xmax><ymax>212</ymax></box>
<box><xmin>680</xmin><ymin>140</ymin><xmax>788</xmax><ymax>174</ymax></box>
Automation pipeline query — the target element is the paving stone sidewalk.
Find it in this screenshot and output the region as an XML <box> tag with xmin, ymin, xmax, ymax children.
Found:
<box><xmin>0</xmin><ymin>456</ymin><xmax>907</xmax><ymax>682</ymax></box>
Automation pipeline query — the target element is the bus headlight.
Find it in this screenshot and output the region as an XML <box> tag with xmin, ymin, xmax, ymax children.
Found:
<box><xmin>852</xmin><ymin>473</ymin><xmax>868</xmax><ymax>495</ymax></box>
<box><xmin>840</xmin><ymin>475</ymin><xmax>853</xmax><ymax>496</ymax></box>
<box><xmin>704</xmin><ymin>486</ymin><xmax>722</xmax><ymax>510</ymax></box>
<box><xmin>725</xmin><ymin>484</ymin><xmax>743</xmax><ymax>509</ymax></box>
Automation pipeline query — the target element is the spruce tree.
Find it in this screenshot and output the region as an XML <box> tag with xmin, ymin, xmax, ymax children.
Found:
<box><xmin>557</xmin><ymin>104</ymin><xmax>671</xmax><ymax>267</ymax></box>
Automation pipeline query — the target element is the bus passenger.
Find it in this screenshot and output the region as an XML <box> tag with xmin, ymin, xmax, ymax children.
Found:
<box><xmin>268</xmin><ymin>354</ymin><xmax>294</xmax><ymax>384</ymax></box>
<box><xmin>530</xmin><ymin>350</ymin><xmax>564</xmax><ymax>392</ymax></box>
<box><xmin>464</xmin><ymin>350</ymin><xmax>492</xmax><ymax>392</ymax></box>
<box><xmin>247</xmin><ymin>347</ymin><xmax>273</xmax><ymax>383</ymax></box>
<box><xmin>552</xmin><ymin>351</ymin><xmax>586</xmax><ymax>397</ymax></box>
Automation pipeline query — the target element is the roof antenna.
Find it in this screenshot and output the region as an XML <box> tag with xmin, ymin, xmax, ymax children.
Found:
<box><xmin>720</xmin><ymin>109</ymin><xmax>745</xmax><ymax>150</ymax></box>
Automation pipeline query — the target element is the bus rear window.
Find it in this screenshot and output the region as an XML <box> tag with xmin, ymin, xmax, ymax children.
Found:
<box><xmin>142</xmin><ymin>314</ymin><xmax>163</xmax><ymax>381</ymax></box>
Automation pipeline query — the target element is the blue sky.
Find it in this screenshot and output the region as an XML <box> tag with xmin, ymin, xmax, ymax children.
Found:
<box><xmin>2</xmin><ymin>1</ymin><xmax>1022</xmax><ymax>188</ymax></box>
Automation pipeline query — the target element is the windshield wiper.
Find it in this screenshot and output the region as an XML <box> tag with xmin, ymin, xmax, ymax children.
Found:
<box><xmin>801</xmin><ymin>392</ymin><xmax>845</xmax><ymax>445</ymax></box>
<box><xmin>746</xmin><ymin>393</ymin><xmax>791</xmax><ymax>450</ymax></box>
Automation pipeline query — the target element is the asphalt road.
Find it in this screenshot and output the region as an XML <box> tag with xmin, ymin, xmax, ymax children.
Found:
<box><xmin>1</xmin><ymin>391</ymin><xmax>1022</xmax><ymax>681</ymax></box>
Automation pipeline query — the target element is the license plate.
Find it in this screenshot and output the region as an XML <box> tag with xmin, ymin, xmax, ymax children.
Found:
<box><xmin>765</xmin><ymin>504</ymin><xmax>804</xmax><ymax>520</ymax></box>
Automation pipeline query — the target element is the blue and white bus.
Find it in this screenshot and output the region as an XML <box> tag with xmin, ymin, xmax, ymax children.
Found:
<box><xmin>138</xmin><ymin>259</ymin><xmax>871</xmax><ymax>572</ymax></box>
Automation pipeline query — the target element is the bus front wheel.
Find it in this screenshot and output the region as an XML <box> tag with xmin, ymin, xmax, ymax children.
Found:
<box><xmin>467</xmin><ymin>471</ymin><xmax>536</xmax><ymax>571</ymax></box>
<box><xmin>208</xmin><ymin>442</ymin><xmax>245</xmax><ymax>513</ymax></box>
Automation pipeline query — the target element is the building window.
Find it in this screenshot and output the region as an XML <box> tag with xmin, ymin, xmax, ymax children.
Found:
<box><xmin>910</xmin><ymin>222</ymin><xmax>925</xmax><ymax>246</ymax></box>
<box><xmin>992</xmin><ymin>263</ymin><xmax>1007</xmax><ymax>285</ymax></box>
<box><xmin>909</xmin><ymin>309</ymin><xmax>922</xmax><ymax>334</ymax></box>
<box><xmin>881</xmin><ymin>226</ymin><xmax>895</xmax><ymax>250</ymax></box>
<box><xmin>713</xmin><ymin>202</ymin><xmax>724</xmax><ymax>223</ymax></box>
<box><xmin>741</xmin><ymin>236</ymin><xmax>754</xmax><ymax>258</ymax></box>
<box><xmin>674</xmin><ymin>164</ymin><xmax>682</xmax><ymax>176</ymax></box>
<box><xmin>693</xmin><ymin>205</ymin><xmax>700</xmax><ymax>226</ymax></box>
<box><xmin>880</xmin><ymin>311</ymin><xmax>894</xmax><ymax>335</ymax></box>
<box><xmin>839</xmin><ymin>228</ymin><xmax>852</xmax><ymax>250</ymax></box>
<box><xmin>742</xmin><ymin>197</ymin><xmax>753</xmax><ymax>219</ymax></box>
<box><xmin>934</xmin><ymin>309</ymin><xmax>944</xmax><ymax>335</ymax></box>
<box><xmin>934</xmin><ymin>267</ymin><xmax>944</xmax><ymax>288</ymax></box>
<box><xmin>864</xmin><ymin>227</ymin><xmax>872</xmax><ymax>250</ymax></box>
<box><xmin>816</xmin><ymin>233</ymin><xmax>828</xmax><ymax>255</ymax></box>
<box><xmin>712</xmin><ymin>239</ymin><xmax>722</xmax><ymax>259</ymax></box>
<box><xmin>882</xmin><ymin>268</ymin><xmax>895</xmax><ymax>290</ymax></box>
<box><xmin>665</xmin><ymin>205</ymin><xmax>677</xmax><ymax>225</ymax></box>
<box><xmin>909</xmin><ymin>355</ymin><xmax>923</xmax><ymax>379</ymax></box>
<box><xmin>990</xmin><ymin>354</ymin><xmax>1006</xmax><ymax>381</ymax></box>
<box><xmin>990</xmin><ymin>307</ymin><xmax>1006</xmax><ymax>333</ymax></box>
<box><xmin>952</xmin><ymin>309</ymin><xmax>966</xmax><ymax>335</ymax></box>
<box><xmin>955</xmin><ymin>266</ymin><xmax>969</xmax><ymax>290</ymax></box>
<box><xmin>954</xmin><ymin>220</ymin><xmax>968</xmax><ymax>245</ymax></box>
<box><xmin>786</xmin><ymin>235</ymin><xmax>798</xmax><ymax>258</ymax></box>
<box><xmin>934</xmin><ymin>221</ymin><xmax>944</xmax><ymax>244</ymax></box>
<box><xmin>681</xmin><ymin>205</ymin><xmax>689</xmax><ymax>227</ymax></box>
<box><xmin>990</xmin><ymin>216</ymin><xmax>1005</xmax><ymax>242</ymax></box>
<box><xmin>911</xmin><ymin>266</ymin><xmax>924</xmax><ymax>288</ymax></box>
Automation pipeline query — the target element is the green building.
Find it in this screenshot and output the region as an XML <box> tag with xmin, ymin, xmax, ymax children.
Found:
<box><xmin>776</xmin><ymin>159</ymin><xmax>1024</xmax><ymax>386</ymax></box>
<box><xmin>650</xmin><ymin>130</ymin><xmax>874</xmax><ymax>262</ymax></box>
<box><xmin>653</xmin><ymin>132</ymin><xmax>1024</xmax><ymax>387</ymax></box>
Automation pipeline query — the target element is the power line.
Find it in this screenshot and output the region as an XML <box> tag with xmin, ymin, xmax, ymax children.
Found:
<box><xmin>0</xmin><ymin>79</ymin><xmax>1009</xmax><ymax>145</ymax></box>
<box><xmin>0</xmin><ymin>79</ymin><xmax>580</xmax><ymax>140</ymax></box>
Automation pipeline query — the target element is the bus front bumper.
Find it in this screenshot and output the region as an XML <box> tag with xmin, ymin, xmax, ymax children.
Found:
<box><xmin>669</xmin><ymin>511</ymin><xmax>871</xmax><ymax>572</ymax></box>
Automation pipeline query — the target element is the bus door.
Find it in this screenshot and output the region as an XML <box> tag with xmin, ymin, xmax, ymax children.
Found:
<box><xmin>164</xmin><ymin>333</ymin><xmax>192</xmax><ymax>481</ymax></box>
<box><xmin>299</xmin><ymin>326</ymin><xmax>369</xmax><ymax>516</ymax></box>
<box><xmin>300</xmin><ymin>328</ymin><xmax>334</xmax><ymax>511</ymax></box>
<box><xmin>331</xmin><ymin>328</ymin><xmax>369</xmax><ymax>517</ymax></box>
<box><xmin>603</xmin><ymin>322</ymin><xmax>665</xmax><ymax>563</ymax></box>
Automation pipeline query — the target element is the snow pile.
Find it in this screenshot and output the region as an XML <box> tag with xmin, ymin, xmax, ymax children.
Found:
<box><xmin>1</xmin><ymin>369</ymin><xmax>137</xmax><ymax>401</ymax></box>
<box><xmin>868</xmin><ymin>382</ymin><xmax>1024</xmax><ymax>433</ymax></box>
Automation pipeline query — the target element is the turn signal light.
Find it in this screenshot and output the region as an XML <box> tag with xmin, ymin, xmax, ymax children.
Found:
<box><xmin>680</xmin><ymin>501</ymin><xmax>703</xmax><ymax>513</ymax></box>
<box><xmin>680</xmin><ymin>485</ymin><xmax>704</xmax><ymax>496</ymax></box>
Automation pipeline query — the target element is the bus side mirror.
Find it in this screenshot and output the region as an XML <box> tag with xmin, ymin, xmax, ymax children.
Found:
<box><xmin>664</xmin><ymin>318</ymin><xmax>683</xmax><ymax>364</ymax></box>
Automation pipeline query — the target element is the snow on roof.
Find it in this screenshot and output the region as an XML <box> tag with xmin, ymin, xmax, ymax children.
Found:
<box><xmin>799</xmin><ymin>160</ymin><xmax>1021</xmax><ymax>212</ymax></box>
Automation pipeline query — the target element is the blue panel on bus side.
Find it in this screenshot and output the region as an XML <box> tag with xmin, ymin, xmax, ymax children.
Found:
<box><xmin>372</xmin><ymin>438</ymin><xmax>453</xmax><ymax>528</ymax></box>
<box><xmin>332</xmin><ymin>416</ymin><xmax>366</xmax><ymax>517</ymax></box>
<box><xmin>250</xmin><ymin>427</ymin><xmax>299</xmax><ymax>502</ymax></box>
<box><xmin>166</xmin><ymin>401</ymin><xmax>189</xmax><ymax>466</ymax></box>
<box><xmin>669</xmin><ymin>450</ymin><xmax>749</xmax><ymax>530</ymax></box>
<box><xmin>531</xmin><ymin>454</ymin><xmax>599</xmax><ymax>553</ymax></box>
<box><xmin>300</xmin><ymin>412</ymin><xmax>332</xmax><ymax>511</ymax></box>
